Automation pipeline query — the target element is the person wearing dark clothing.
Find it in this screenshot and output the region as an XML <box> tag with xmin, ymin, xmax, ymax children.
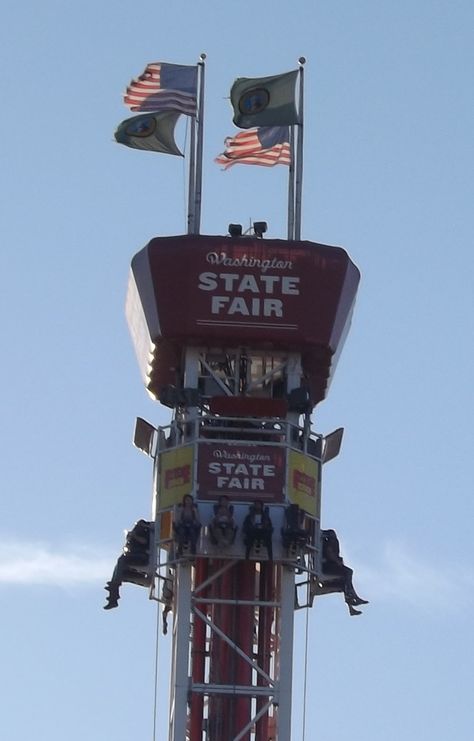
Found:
<box><xmin>281</xmin><ymin>503</ymin><xmax>310</xmax><ymax>550</ymax></box>
<box><xmin>173</xmin><ymin>494</ymin><xmax>201</xmax><ymax>557</ymax></box>
<box><xmin>104</xmin><ymin>520</ymin><xmax>154</xmax><ymax>610</ymax></box>
<box><xmin>281</xmin><ymin>503</ymin><xmax>310</xmax><ymax>572</ymax></box>
<box><xmin>243</xmin><ymin>501</ymin><xmax>273</xmax><ymax>561</ymax></box>
<box><xmin>321</xmin><ymin>529</ymin><xmax>368</xmax><ymax>616</ymax></box>
<box><xmin>161</xmin><ymin>570</ymin><xmax>174</xmax><ymax>635</ymax></box>
<box><xmin>209</xmin><ymin>495</ymin><xmax>237</xmax><ymax>547</ymax></box>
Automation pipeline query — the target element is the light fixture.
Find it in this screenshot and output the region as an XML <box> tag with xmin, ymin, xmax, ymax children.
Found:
<box><xmin>133</xmin><ymin>417</ymin><xmax>157</xmax><ymax>457</ymax></box>
<box><xmin>228</xmin><ymin>223</ymin><xmax>243</xmax><ymax>237</ymax></box>
<box><xmin>253</xmin><ymin>221</ymin><xmax>267</xmax><ymax>238</ymax></box>
<box><xmin>322</xmin><ymin>427</ymin><xmax>344</xmax><ymax>464</ymax></box>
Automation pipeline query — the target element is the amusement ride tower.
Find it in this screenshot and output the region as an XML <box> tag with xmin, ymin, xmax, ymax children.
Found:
<box><xmin>122</xmin><ymin>228</ymin><xmax>360</xmax><ymax>740</ymax></box>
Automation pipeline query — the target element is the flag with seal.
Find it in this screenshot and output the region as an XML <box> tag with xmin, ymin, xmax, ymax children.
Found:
<box><xmin>114</xmin><ymin>111</ymin><xmax>183</xmax><ymax>155</ymax></box>
<box><xmin>215</xmin><ymin>127</ymin><xmax>291</xmax><ymax>169</ymax></box>
<box><xmin>230</xmin><ymin>70</ymin><xmax>299</xmax><ymax>129</ymax></box>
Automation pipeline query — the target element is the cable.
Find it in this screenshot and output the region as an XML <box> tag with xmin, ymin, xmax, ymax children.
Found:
<box><xmin>301</xmin><ymin>605</ymin><xmax>310</xmax><ymax>741</ymax></box>
<box><xmin>152</xmin><ymin>600</ymin><xmax>161</xmax><ymax>741</ymax></box>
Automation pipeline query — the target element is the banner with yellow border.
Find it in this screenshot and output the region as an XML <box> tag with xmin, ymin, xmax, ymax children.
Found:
<box><xmin>159</xmin><ymin>445</ymin><xmax>194</xmax><ymax>509</ymax></box>
<box><xmin>287</xmin><ymin>450</ymin><xmax>320</xmax><ymax>516</ymax></box>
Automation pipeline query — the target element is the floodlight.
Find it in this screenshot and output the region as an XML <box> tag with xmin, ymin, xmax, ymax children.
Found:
<box><xmin>228</xmin><ymin>223</ymin><xmax>243</xmax><ymax>237</ymax></box>
<box><xmin>133</xmin><ymin>417</ymin><xmax>157</xmax><ymax>457</ymax></box>
<box><xmin>253</xmin><ymin>221</ymin><xmax>267</xmax><ymax>238</ymax></box>
<box><xmin>322</xmin><ymin>427</ymin><xmax>344</xmax><ymax>464</ymax></box>
<box><xmin>287</xmin><ymin>386</ymin><xmax>311</xmax><ymax>413</ymax></box>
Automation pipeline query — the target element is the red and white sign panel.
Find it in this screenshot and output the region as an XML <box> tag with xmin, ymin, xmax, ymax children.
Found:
<box><xmin>132</xmin><ymin>235</ymin><xmax>359</xmax><ymax>349</ymax></box>
<box><xmin>197</xmin><ymin>442</ymin><xmax>285</xmax><ymax>503</ymax></box>
<box><xmin>127</xmin><ymin>235</ymin><xmax>360</xmax><ymax>403</ymax></box>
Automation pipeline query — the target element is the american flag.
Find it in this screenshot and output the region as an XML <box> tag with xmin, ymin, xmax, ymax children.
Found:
<box><xmin>215</xmin><ymin>127</ymin><xmax>291</xmax><ymax>169</ymax></box>
<box><xmin>124</xmin><ymin>62</ymin><xmax>198</xmax><ymax>116</ymax></box>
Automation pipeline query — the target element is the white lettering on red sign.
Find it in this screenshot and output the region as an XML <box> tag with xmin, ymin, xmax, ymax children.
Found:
<box><xmin>206</xmin><ymin>252</ymin><xmax>293</xmax><ymax>273</ymax></box>
<box><xmin>198</xmin><ymin>272</ymin><xmax>300</xmax><ymax>318</ymax></box>
<box><xmin>208</xmin><ymin>461</ymin><xmax>276</xmax><ymax>491</ymax></box>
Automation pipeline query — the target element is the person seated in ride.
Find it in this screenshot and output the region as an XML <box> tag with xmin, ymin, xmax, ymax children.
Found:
<box><xmin>161</xmin><ymin>569</ymin><xmax>174</xmax><ymax>635</ymax></box>
<box><xmin>208</xmin><ymin>494</ymin><xmax>237</xmax><ymax>547</ymax></box>
<box><xmin>321</xmin><ymin>529</ymin><xmax>369</xmax><ymax>616</ymax></box>
<box><xmin>173</xmin><ymin>494</ymin><xmax>201</xmax><ymax>556</ymax></box>
<box><xmin>281</xmin><ymin>503</ymin><xmax>310</xmax><ymax>550</ymax></box>
<box><xmin>104</xmin><ymin>519</ymin><xmax>154</xmax><ymax>610</ymax></box>
<box><xmin>243</xmin><ymin>500</ymin><xmax>273</xmax><ymax>561</ymax></box>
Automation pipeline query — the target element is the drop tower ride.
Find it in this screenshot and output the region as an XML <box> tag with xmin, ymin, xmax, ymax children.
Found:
<box><xmin>125</xmin><ymin>228</ymin><xmax>360</xmax><ymax>740</ymax></box>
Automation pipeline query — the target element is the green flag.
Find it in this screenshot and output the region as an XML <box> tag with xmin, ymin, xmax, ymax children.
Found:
<box><xmin>230</xmin><ymin>70</ymin><xmax>299</xmax><ymax>129</ymax></box>
<box><xmin>114</xmin><ymin>111</ymin><xmax>183</xmax><ymax>155</ymax></box>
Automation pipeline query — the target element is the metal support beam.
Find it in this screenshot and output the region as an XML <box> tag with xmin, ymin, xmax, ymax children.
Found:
<box><xmin>168</xmin><ymin>564</ymin><xmax>192</xmax><ymax>741</ymax></box>
<box><xmin>275</xmin><ymin>568</ymin><xmax>295</xmax><ymax>739</ymax></box>
<box><xmin>193</xmin><ymin>606</ymin><xmax>274</xmax><ymax>686</ymax></box>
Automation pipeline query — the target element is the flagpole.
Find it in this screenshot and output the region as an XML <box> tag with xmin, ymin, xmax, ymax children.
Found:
<box><xmin>193</xmin><ymin>53</ymin><xmax>206</xmax><ymax>235</ymax></box>
<box><xmin>187</xmin><ymin>116</ymin><xmax>196</xmax><ymax>234</ymax></box>
<box><xmin>294</xmin><ymin>57</ymin><xmax>305</xmax><ymax>241</ymax></box>
<box><xmin>287</xmin><ymin>126</ymin><xmax>295</xmax><ymax>240</ymax></box>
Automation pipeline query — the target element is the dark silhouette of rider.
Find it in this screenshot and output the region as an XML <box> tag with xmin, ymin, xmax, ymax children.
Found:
<box><xmin>321</xmin><ymin>529</ymin><xmax>369</xmax><ymax>616</ymax></box>
<box><xmin>243</xmin><ymin>501</ymin><xmax>273</xmax><ymax>561</ymax></box>
<box><xmin>209</xmin><ymin>495</ymin><xmax>237</xmax><ymax>547</ymax></box>
<box><xmin>281</xmin><ymin>503</ymin><xmax>310</xmax><ymax>549</ymax></box>
<box><xmin>173</xmin><ymin>494</ymin><xmax>201</xmax><ymax>557</ymax></box>
<box><xmin>104</xmin><ymin>520</ymin><xmax>154</xmax><ymax>610</ymax></box>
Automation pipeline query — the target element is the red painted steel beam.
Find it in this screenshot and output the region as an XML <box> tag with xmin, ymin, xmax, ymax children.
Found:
<box><xmin>233</xmin><ymin>560</ymin><xmax>255</xmax><ymax>740</ymax></box>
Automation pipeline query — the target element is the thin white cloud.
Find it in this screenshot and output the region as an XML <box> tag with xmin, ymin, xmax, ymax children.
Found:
<box><xmin>1</xmin><ymin>537</ymin><xmax>471</xmax><ymax>614</ymax></box>
<box><xmin>354</xmin><ymin>539</ymin><xmax>473</xmax><ymax>611</ymax></box>
<box><xmin>0</xmin><ymin>540</ymin><xmax>112</xmax><ymax>586</ymax></box>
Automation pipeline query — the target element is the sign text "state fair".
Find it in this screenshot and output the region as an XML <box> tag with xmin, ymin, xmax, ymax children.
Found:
<box><xmin>198</xmin><ymin>272</ymin><xmax>300</xmax><ymax>318</ymax></box>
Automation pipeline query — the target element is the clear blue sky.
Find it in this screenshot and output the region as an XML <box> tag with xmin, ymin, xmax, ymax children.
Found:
<box><xmin>1</xmin><ymin>2</ymin><xmax>473</xmax><ymax>739</ymax></box>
